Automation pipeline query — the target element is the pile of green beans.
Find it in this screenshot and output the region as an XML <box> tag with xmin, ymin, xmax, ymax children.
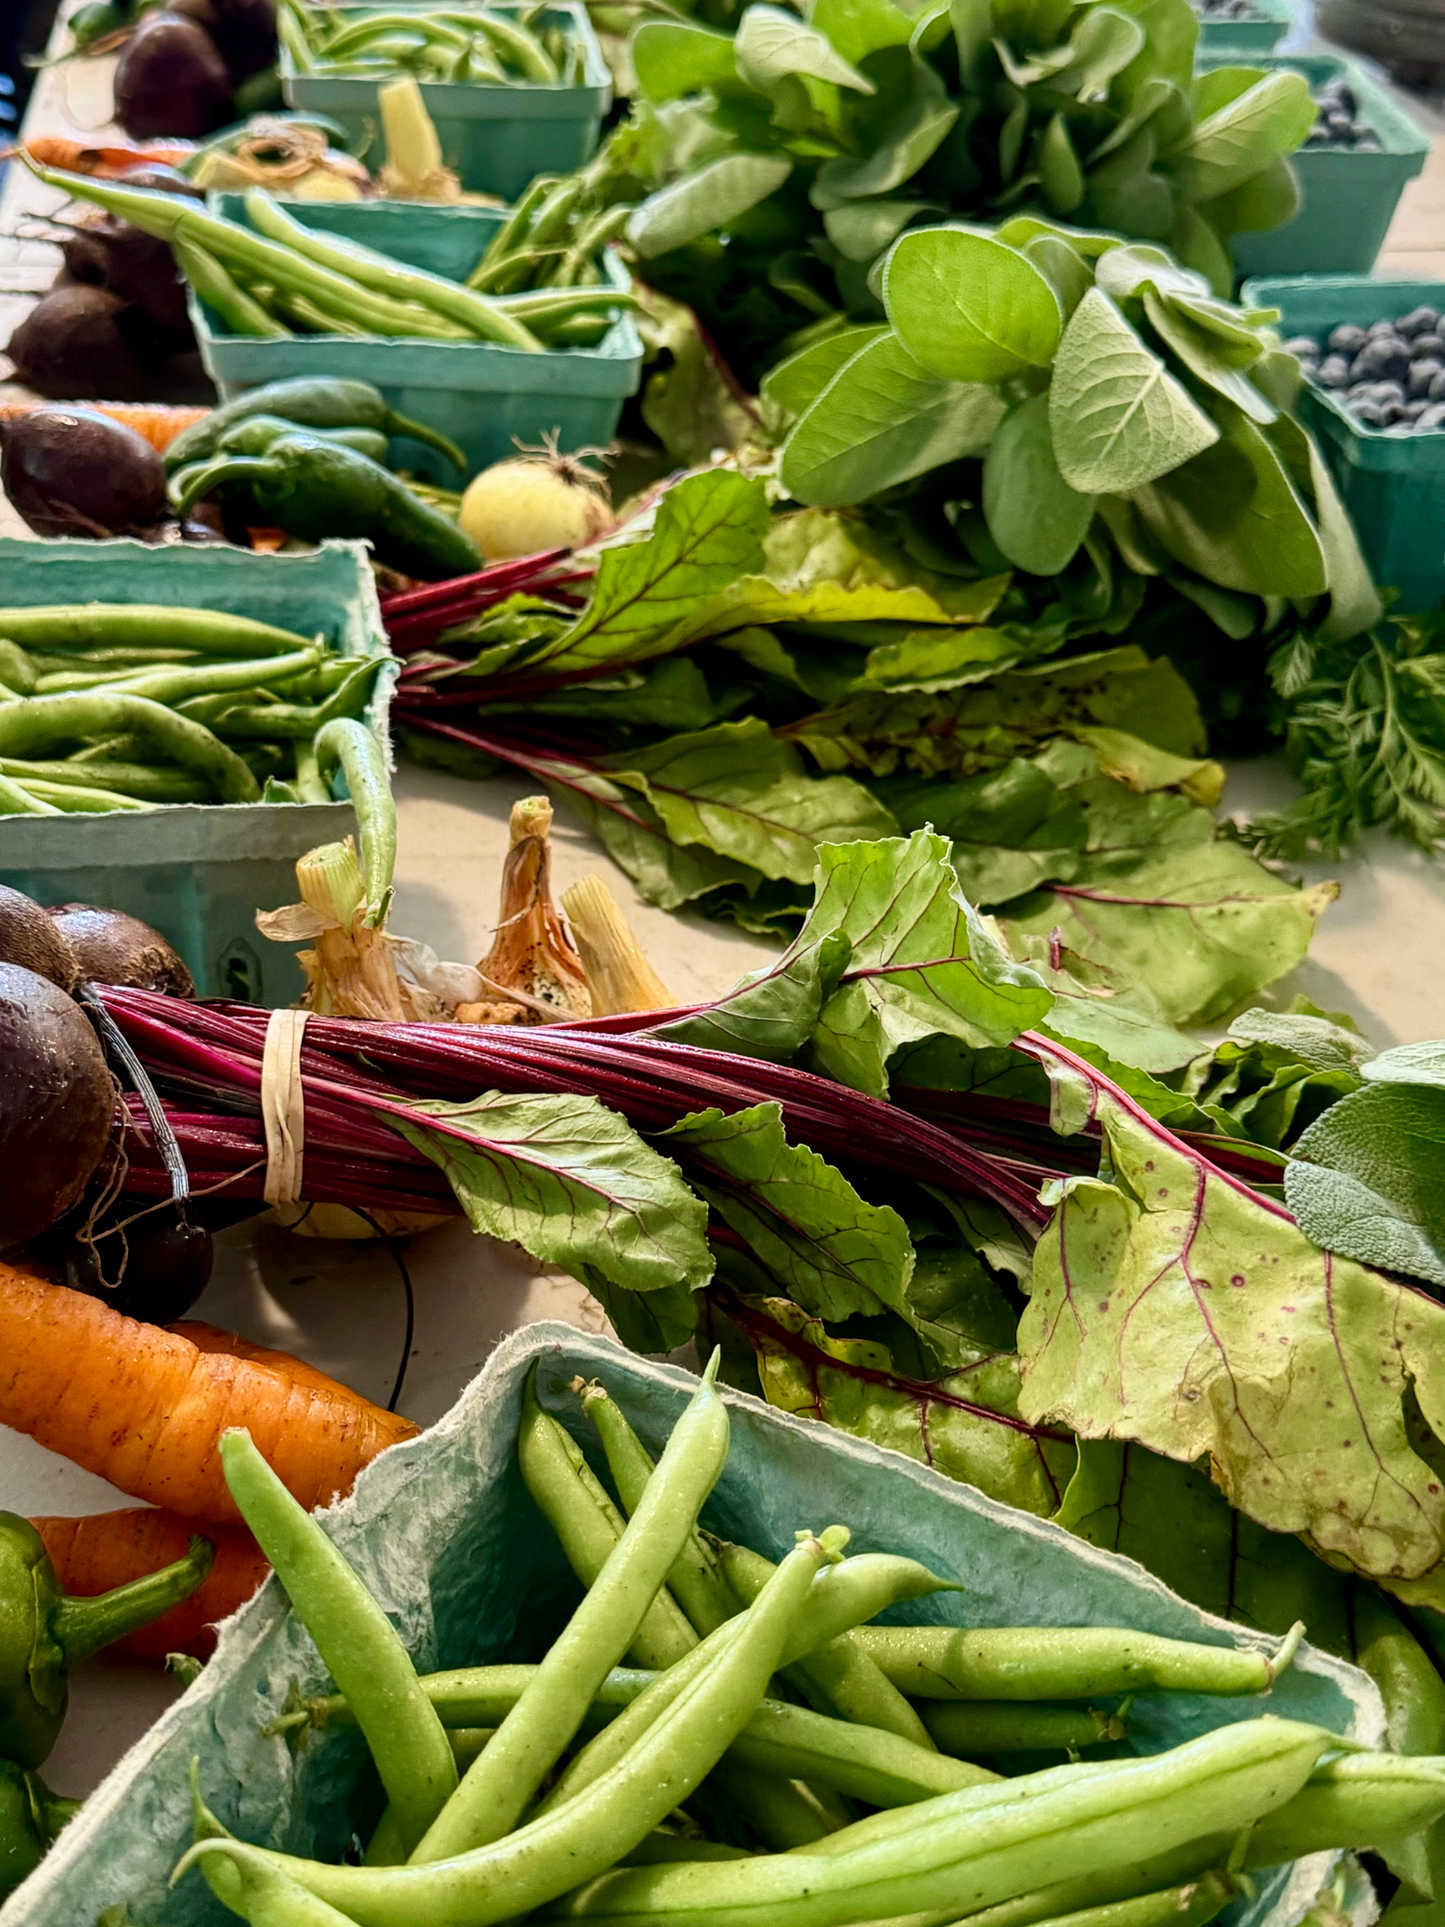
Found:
<box><xmin>142</xmin><ymin>1358</ymin><xmax>1445</xmax><ymax>1927</ymax></box>
<box><xmin>0</xmin><ymin>606</ymin><xmax>387</xmax><ymax>815</ymax></box>
<box><xmin>22</xmin><ymin>161</ymin><xmax>635</xmax><ymax>353</ymax></box>
<box><xmin>280</xmin><ymin>0</ymin><xmax>587</xmax><ymax>85</ymax></box>
<box><xmin>464</xmin><ymin>168</ymin><xmax>634</xmax><ymax>346</ymax></box>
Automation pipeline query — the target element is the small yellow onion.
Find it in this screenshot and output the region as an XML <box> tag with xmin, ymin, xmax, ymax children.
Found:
<box><xmin>458</xmin><ymin>440</ymin><xmax>612</xmax><ymax>560</ymax></box>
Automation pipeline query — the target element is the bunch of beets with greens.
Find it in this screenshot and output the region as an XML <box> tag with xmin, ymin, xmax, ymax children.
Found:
<box><xmin>105</xmin><ymin>828</ymin><xmax>1445</xmax><ymax>1895</ymax></box>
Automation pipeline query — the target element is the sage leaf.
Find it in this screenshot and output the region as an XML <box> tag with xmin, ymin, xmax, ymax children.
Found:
<box><xmin>983</xmin><ymin>394</ymin><xmax>1095</xmax><ymax>576</ymax></box>
<box><xmin>734</xmin><ymin>5</ymin><xmax>875</xmax><ymax>95</ymax></box>
<box><xmin>813</xmin><ymin>59</ymin><xmax>959</xmax><ymax>202</ymax></box>
<box><xmin>780</xmin><ymin>328</ymin><xmax>1005</xmax><ymax>507</ymax></box>
<box><xmin>884</xmin><ymin>225</ymin><xmax>1062</xmax><ymax>382</ymax></box>
<box><xmin>1049</xmin><ymin>6</ymin><xmax>1146</xmax><ymax>99</ymax></box>
<box><xmin>1177</xmin><ymin>70</ymin><xmax>1316</xmax><ymax>203</ymax></box>
<box><xmin>761</xmin><ymin>324</ymin><xmax>889</xmax><ymax>419</ymax></box>
<box><xmin>1018</xmin><ymin>1061</ymin><xmax>1445</xmax><ymax>1589</ymax></box>
<box><xmin>628</xmin><ymin>153</ymin><xmax>794</xmax><ymax>258</ymax></box>
<box><xmin>632</xmin><ymin>20</ymin><xmax>738</xmax><ymax>102</ymax></box>
<box><xmin>1286</xmin><ymin>1085</ymin><xmax>1445</xmax><ymax>1291</ymax></box>
<box><xmin>1049</xmin><ymin>287</ymin><xmax>1219</xmax><ymax>494</ymax></box>
<box><xmin>662</xmin><ymin>1102</ymin><xmax>914</xmax><ymax>1321</ymax></box>
<box><xmin>1038</xmin><ymin>112</ymin><xmax>1084</xmax><ymax>213</ymax></box>
<box><xmin>394</xmin><ymin>1092</ymin><xmax>713</xmax><ymax>1296</ymax></box>
<box><xmin>1142</xmin><ymin>289</ymin><xmax>1276</xmax><ymax>425</ymax></box>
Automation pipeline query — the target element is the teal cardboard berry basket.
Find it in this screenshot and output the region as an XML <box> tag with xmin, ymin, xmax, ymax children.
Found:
<box><xmin>1198</xmin><ymin>52</ymin><xmax>1428</xmax><ymax>278</ymax></box>
<box><xmin>1243</xmin><ymin>273</ymin><xmax>1445</xmax><ymax>612</ymax></box>
<box><xmin>279</xmin><ymin>0</ymin><xmax>610</xmax><ymax>199</ymax></box>
<box><xmin>189</xmin><ymin>194</ymin><xmax>643</xmax><ymax>485</ymax></box>
<box><xmin>0</xmin><ymin>1322</ymin><xmax>1383</xmax><ymax>1927</ymax></box>
<box><xmin>1194</xmin><ymin>0</ymin><xmax>1290</xmax><ymax>56</ymax></box>
<box><xmin>0</xmin><ymin>537</ymin><xmax>394</xmax><ymax>1005</ymax></box>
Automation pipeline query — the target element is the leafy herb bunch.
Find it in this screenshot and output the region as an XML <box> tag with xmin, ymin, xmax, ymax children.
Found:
<box><xmin>608</xmin><ymin>0</ymin><xmax>1314</xmax><ymax>377</ymax></box>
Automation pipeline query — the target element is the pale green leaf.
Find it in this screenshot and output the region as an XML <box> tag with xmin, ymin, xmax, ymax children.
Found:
<box><xmin>628</xmin><ymin>153</ymin><xmax>794</xmax><ymax>258</ymax></box>
<box><xmin>1049</xmin><ymin>287</ymin><xmax>1219</xmax><ymax>495</ymax></box>
<box><xmin>1287</xmin><ymin>1085</ymin><xmax>1445</xmax><ymax>1291</ymax></box>
<box><xmin>1176</xmin><ymin>71</ymin><xmax>1316</xmax><ymax>203</ymax></box>
<box><xmin>660</xmin><ymin>932</ymin><xmax>851</xmax><ymax>1063</ymax></box>
<box><xmin>1038</xmin><ymin>112</ymin><xmax>1084</xmax><ymax>214</ymax></box>
<box><xmin>812</xmin><ymin>60</ymin><xmax>959</xmax><ymax>202</ymax></box>
<box><xmin>779</xmin><ymin>328</ymin><xmax>1005</xmax><ymax>508</ymax></box>
<box><xmin>823</xmin><ymin>199</ymin><xmax>935</xmax><ymax>263</ymax></box>
<box><xmin>1049</xmin><ymin>5</ymin><xmax>1145</xmax><ymax>98</ymax></box>
<box><xmin>556</xmin><ymin>758</ymin><xmax>762</xmax><ymax>913</ymax></box>
<box><xmin>1306</xmin><ymin>432</ymin><xmax>1383</xmax><ymax>644</ymax></box>
<box><xmin>661</xmin><ymin>1102</ymin><xmax>914</xmax><ymax>1321</ymax></box>
<box><xmin>1018</xmin><ymin>1067</ymin><xmax>1445</xmax><ymax>1587</ymax></box>
<box><xmin>810</xmin><ymin>0</ymin><xmax>916</xmax><ymax>65</ymax></box>
<box><xmin>760</xmin><ymin>324</ymin><xmax>889</xmax><ymax>419</ymax></box>
<box><xmin>1142</xmin><ymin>289</ymin><xmax>1276</xmax><ymax>425</ymax></box>
<box><xmin>393</xmin><ymin>1092</ymin><xmax>713</xmax><ymax>1295</ymax></box>
<box><xmin>734</xmin><ymin>4</ymin><xmax>875</xmax><ymax>94</ymax></box>
<box><xmin>862</xmin><ymin>625</ymin><xmax>1039</xmax><ymax>692</ymax></box>
<box><xmin>983</xmin><ymin>394</ymin><xmax>1095</xmax><ymax>577</ymax></box>
<box><xmin>632</xmin><ymin>20</ymin><xmax>738</xmax><ymax>102</ymax></box>
<box><xmin>884</xmin><ymin>225</ymin><xmax>1062</xmax><ymax>383</ymax></box>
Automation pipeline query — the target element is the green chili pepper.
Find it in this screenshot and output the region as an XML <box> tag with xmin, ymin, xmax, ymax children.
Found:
<box><xmin>173</xmin><ymin>234</ymin><xmax>290</xmax><ymax>339</ymax></box>
<box><xmin>315</xmin><ymin>719</ymin><xmax>395</xmax><ymax>923</ymax></box>
<box><xmin>168</xmin><ymin>379</ymin><xmax>465</xmax><ymax>474</ymax></box>
<box><xmin>202</xmin><ymin>416</ymin><xmax>392</xmax><ymax>463</ymax></box>
<box><xmin>0</xmin><ymin>1761</ymin><xmax>79</xmax><ymax>1901</ymax></box>
<box><xmin>0</xmin><ymin>1514</ymin><xmax>212</xmax><ymax>1771</ymax></box>
<box><xmin>170</xmin><ymin>433</ymin><xmax>483</xmax><ymax>583</ymax></box>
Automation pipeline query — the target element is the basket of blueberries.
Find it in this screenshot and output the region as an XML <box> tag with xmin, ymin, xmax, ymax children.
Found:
<box><xmin>1187</xmin><ymin>0</ymin><xmax>1289</xmax><ymax>55</ymax></box>
<box><xmin>1244</xmin><ymin>275</ymin><xmax>1445</xmax><ymax>611</ymax></box>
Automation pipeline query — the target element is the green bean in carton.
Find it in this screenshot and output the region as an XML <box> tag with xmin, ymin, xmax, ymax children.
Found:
<box><xmin>0</xmin><ymin>1323</ymin><xmax>1398</xmax><ymax>1927</ymax></box>
<box><xmin>0</xmin><ymin>537</ymin><xmax>394</xmax><ymax>1005</ymax></box>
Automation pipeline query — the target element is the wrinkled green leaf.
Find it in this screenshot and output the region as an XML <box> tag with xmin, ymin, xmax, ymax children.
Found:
<box><xmin>984</xmin><ymin>394</ymin><xmax>1095</xmax><ymax>576</ymax></box>
<box><xmin>1050</xmin><ymin>287</ymin><xmax>1219</xmax><ymax>495</ymax></box>
<box><xmin>880</xmin><ymin>755</ymin><xmax>1087</xmax><ymax>906</ymax></box>
<box><xmin>662</xmin><ymin>1103</ymin><xmax>915</xmax><ymax>1321</ymax></box>
<box><xmin>780</xmin><ymin>328</ymin><xmax>1006</xmax><ymax>508</ymax></box>
<box><xmin>394</xmin><ymin>1092</ymin><xmax>713</xmax><ymax>1296</ymax></box>
<box><xmin>1019</xmin><ymin>1063</ymin><xmax>1445</xmax><ymax>1588</ymax></box>
<box><xmin>628</xmin><ymin>153</ymin><xmax>795</xmax><ymax>258</ymax></box>
<box><xmin>660</xmin><ymin>931</ymin><xmax>852</xmax><ymax>1062</ymax></box>
<box><xmin>738</xmin><ymin>1294</ymin><xmax>1077</xmax><ymax>1516</ymax></box>
<box><xmin>1287</xmin><ymin>1084</ymin><xmax>1445</xmax><ymax>1291</ymax></box>
<box><xmin>884</xmin><ymin>225</ymin><xmax>1062</xmax><ymax>383</ymax></box>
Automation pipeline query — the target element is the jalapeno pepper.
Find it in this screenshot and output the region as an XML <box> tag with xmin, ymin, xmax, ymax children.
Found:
<box><xmin>0</xmin><ymin>1513</ymin><xmax>212</xmax><ymax>1771</ymax></box>
<box><xmin>162</xmin><ymin>376</ymin><xmax>465</xmax><ymax>474</ymax></box>
<box><xmin>169</xmin><ymin>432</ymin><xmax>483</xmax><ymax>582</ymax></box>
<box><xmin>0</xmin><ymin>1760</ymin><xmax>79</xmax><ymax>1900</ymax></box>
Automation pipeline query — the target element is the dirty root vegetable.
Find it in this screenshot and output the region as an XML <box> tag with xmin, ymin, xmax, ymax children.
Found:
<box><xmin>87</xmin><ymin>220</ymin><xmax>191</xmax><ymax>335</ymax></box>
<box><xmin>1</xmin><ymin>408</ymin><xmax>168</xmax><ymax>541</ymax></box>
<box><xmin>0</xmin><ymin>966</ymin><xmax>114</xmax><ymax>1244</ymax></box>
<box><xmin>4</xmin><ymin>285</ymin><xmax>146</xmax><ymax>402</ymax></box>
<box><xmin>208</xmin><ymin>0</ymin><xmax>278</xmax><ymax>81</ymax></box>
<box><xmin>114</xmin><ymin>11</ymin><xmax>234</xmax><ymax>140</ymax></box>
<box><xmin>458</xmin><ymin>445</ymin><xmax>611</xmax><ymax>561</ymax></box>
<box><xmin>47</xmin><ymin>905</ymin><xmax>195</xmax><ymax>997</ymax></box>
<box><xmin>0</xmin><ymin>886</ymin><xmax>80</xmax><ymax>994</ymax></box>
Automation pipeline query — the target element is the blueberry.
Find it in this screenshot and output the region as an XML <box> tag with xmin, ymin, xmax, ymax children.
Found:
<box><xmin>1404</xmin><ymin>400</ymin><xmax>1430</xmax><ymax>422</ymax></box>
<box><xmin>1352</xmin><ymin>401</ymin><xmax>1388</xmax><ymax>426</ymax></box>
<box><xmin>1352</xmin><ymin>337</ymin><xmax>1411</xmax><ymax>382</ymax></box>
<box><xmin>1367</xmin><ymin>318</ymin><xmax>1404</xmax><ymax>338</ymax></box>
<box><xmin>1328</xmin><ymin>323</ymin><xmax>1369</xmax><ymax>356</ymax></box>
<box><xmin>1316</xmin><ymin>354</ymin><xmax>1352</xmax><ymax>388</ymax></box>
<box><xmin>1412</xmin><ymin>333</ymin><xmax>1445</xmax><ymax>359</ymax></box>
<box><xmin>1283</xmin><ymin>334</ymin><xmax>1321</xmax><ymax>359</ymax></box>
<box><xmin>1419</xmin><ymin>403</ymin><xmax>1445</xmax><ymax>431</ymax></box>
<box><xmin>1430</xmin><ymin>368</ymin><xmax>1445</xmax><ymax>401</ymax></box>
<box><xmin>1409</xmin><ymin>360</ymin><xmax>1443</xmax><ymax>398</ymax></box>
<box><xmin>1356</xmin><ymin>132</ymin><xmax>1382</xmax><ymax>150</ymax></box>
<box><xmin>1398</xmin><ymin>305</ymin><xmax>1440</xmax><ymax>338</ymax></box>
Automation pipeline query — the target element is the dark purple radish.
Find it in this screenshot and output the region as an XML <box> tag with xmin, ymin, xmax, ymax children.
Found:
<box><xmin>0</xmin><ymin>964</ymin><xmax>115</xmax><ymax>1245</ymax></box>
<box><xmin>0</xmin><ymin>888</ymin><xmax>81</xmax><ymax>995</ymax></box>
<box><xmin>94</xmin><ymin>221</ymin><xmax>191</xmax><ymax>335</ymax></box>
<box><xmin>5</xmin><ymin>285</ymin><xmax>146</xmax><ymax>401</ymax></box>
<box><xmin>47</xmin><ymin>906</ymin><xmax>195</xmax><ymax>998</ymax></box>
<box><xmin>114</xmin><ymin>11</ymin><xmax>233</xmax><ymax>139</ymax></box>
<box><xmin>1</xmin><ymin>407</ymin><xmax>168</xmax><ymax>540</ymax></box>
<box><xmin>208</xmin><ymin>0</ymin><xmax>275</xmax><ymax>79</ymax></box>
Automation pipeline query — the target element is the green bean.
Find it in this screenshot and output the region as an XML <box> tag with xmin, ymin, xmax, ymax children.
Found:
<box><xmin>295</xmin><ymin>741</ymin><xmax>330</xmax><ymax>804</ymax></box>
<box><xmin>219</xmin><ymin>1430</ymin><xmax>458</xmax><ymax>1857</ymax></box>
<box><xmin>175</xmin><ymin>1841</ymin><xmax>361</xmax><ymax>1927</ymax></box>
<box><xmin>521</xmin><ymin>1386</ymin><xmax>697</xmax><ymax>1669</ymax></box>
<box><xmin>718</xmin><ymin>1540</ymin><xmax>938</xmax><ymax>1748</ymax></box>
<box><xmin>495</xmin><ymin>286</ymin><xmax>639</xmax><ymax>320</ymax></box>
<box><xmin>318</xmin><ymin>11</ymin><xmax>471</xmax><ymax>56</ymax></box>
<box><xmin>174</xmin><ymin>233</ymin><xmax>289</xmax><ymax>338</ymax></box>
<box><xmin>315</xmin><ymin>720</ymin><xmax>394</xmax><ymax>925</ymax></box>
<box><xmin>176</xmin><ymin>689</ymin><xmax>275</xmax><ymax>726</ymax></box>
<box><xmin>411</xmin><ymin>1356</ymin><xmax>729</xmax><ymax>1862</ymax></box>
<box><xmin>1013</xmin><ymin>1873</ymin><xmax>1237</xmax><ymax>1927</ymax></box>
<box><xmin>853</xmin><ymin>1622</ymin><xmax>1305</xmax><ymax>1700</ymax></box>
<box><xmin>0</xmin><ymin>772</ymin><xmax>58</xmax><ymax>815</ymax></box>
<box><xmin>1247</xmin><ymin>1753</ymin><xmax>1445</xmax><ymax>1867</ymax></box>
<box><xmin>621</xmin><ymin>1835</ymin><xmax>752</xmax><ymax>1867</ymax></box>
<box><xmin>531</xmin><ymin>314</ymin><xmax>615</xmax><ymax>349</ymax></box>
<box><xmin>712</xmin><ymin>1764</ymin><xmax>843</xmax><ymax>1852</ymax></box>
<box><xmin>19</xmin><ymin>780</ymin><xmax>153</xmax><ymax>812</ymax></box>
<box><xmin>0</xmin><ymin>757</ymin><xmax>208</xmax><ymax>803</ymax></box>
<box><xmin>554</xmin><ymin>205</ymin><xmax>633</xmax><ymax>287</ymax></box>
<box><xmin>0</xmin><ymin>640</ymin><xmax>37</xmax><ymax>693</ymax></box>
<box><xmin>921</xmin><ymin>1703</ymin><xmax>1127</xmax><ymax>1756</ymax></box>
<box><xmin>1353</xmin><ymin>1590</ymin><xmax>1445</xmax><ymax>1894</ymax></box>
<box><xmin>244</xmin><ymin>191</ymin><xmax>543</xmax><ymax>352</ymax></box>
<box><xmin>0</xmin><ymin>604</ymin><xmax>317</xmax><ymax>658</ymax></box>
<box><xmin>578</xmin><ymin>1377</ymin><xmax>737</xmax><ymax>1637</ymax></box>
<box><xmin>0</xmin><ymin>693</ymin><xmax>259</xmax><ymax>802</ymax></box>
<box><xmin>468</xmin><ymin>175</ymin><xmax>559</xmax><ymax>287</ymax></box>
<box><xmin>97</xmin><ymin>647</ymin><xmax>324</xmax><ymax>707</ymax></box>
<box><xmin>725</xmin><ymin>1698</ymin><xmax>994</xmax><ymax>1807</ymax></box>
<box><xmin>30</xmin><ymin>646</ymin><xmax>205</xmax><ymax>669</ymax></box>
<box><xmin>527</xmin><ymin>176</ymin><xmax>585</xmax><ymax>252</ymax></box>
<box><xmin>467</xmin><ymin>245</ymin><xmax>553</xmax><ymax>295</ymax></box>
<box><xmin>195</xmin><ymin>1533</ymin><xmax>834</xmax><ymax>1922</ymax></box>
<box><xmin>467</xmin><ymin>8</ymin><xmax>559</xmax><ymax>80</ymax></box>
<box><xmin>259</xmin><ymin>286</ymin><xmax>372</xmax><ymax>338</ymax></box>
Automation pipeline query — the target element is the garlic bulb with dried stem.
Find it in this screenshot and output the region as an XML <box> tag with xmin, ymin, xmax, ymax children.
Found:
<box><xmin>461</xmin><ymin>797</ymin><xmax>591</xmax><ymax>1023</ymax></box>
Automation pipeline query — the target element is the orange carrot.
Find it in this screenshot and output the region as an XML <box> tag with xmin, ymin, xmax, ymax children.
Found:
<box><xmin>0</xmin><ymin>1263</ymin><xmax>417</xmax><ymax>1524</ymax></box>
<box><xmin>0</xmin><ymin>400</ymin><xmax>209</xmax><ymax>453</ymax></box>
<box><xmin>24</xmin><ymin>136</ymin><xmax>196</xmax><ymax>176</ymax></box>
<box><xmin>171</xmin><ymin>1321</ymin><xmax>359</xmax><ymax>1396</ymax></box>
<box><xmin>31</xmin><ymin>1510</ymin><xmax>269</xmax><ymax>1660</ymax></box>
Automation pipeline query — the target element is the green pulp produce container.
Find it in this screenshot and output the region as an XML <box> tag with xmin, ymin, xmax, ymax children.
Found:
<box><xmin>1199</xmin><ymin>52</ymin><xmax>1428</xmax><ymax>277</ymax></box>
<box><xmin>0</xmin><ymin>1320</ymin><xmax>1383</xmax><ymax>1927</ymax></box>
<box><xmin>0</xmin><ymin>537</ymin><xmax>395</xmax><ymax>1005</ymax></box>
<box><xmin>1194</xmin><ymin>0</ymin><xmax>1289</xmax><ymax>56</ymax></box>
<box><xmin>1243</xmin><ymin>273</ymin><xmax>1445</xmax><ymax>611</ymax></box>
<box><xmin>279</xmin><ymin>0</ymin><xmax>610</xmax><ymax>199</ymax></box>
<box><xmin>189</xmin><ymin>195</ymin><xmax>644</xmax><ymax>484</ymax></box>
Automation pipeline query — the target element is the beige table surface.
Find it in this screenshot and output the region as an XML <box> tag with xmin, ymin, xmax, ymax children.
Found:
<box><xmin>1</xmin><ymin>0</ymin><xmax>1444</xmax><ymax>1803</ymax></box>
